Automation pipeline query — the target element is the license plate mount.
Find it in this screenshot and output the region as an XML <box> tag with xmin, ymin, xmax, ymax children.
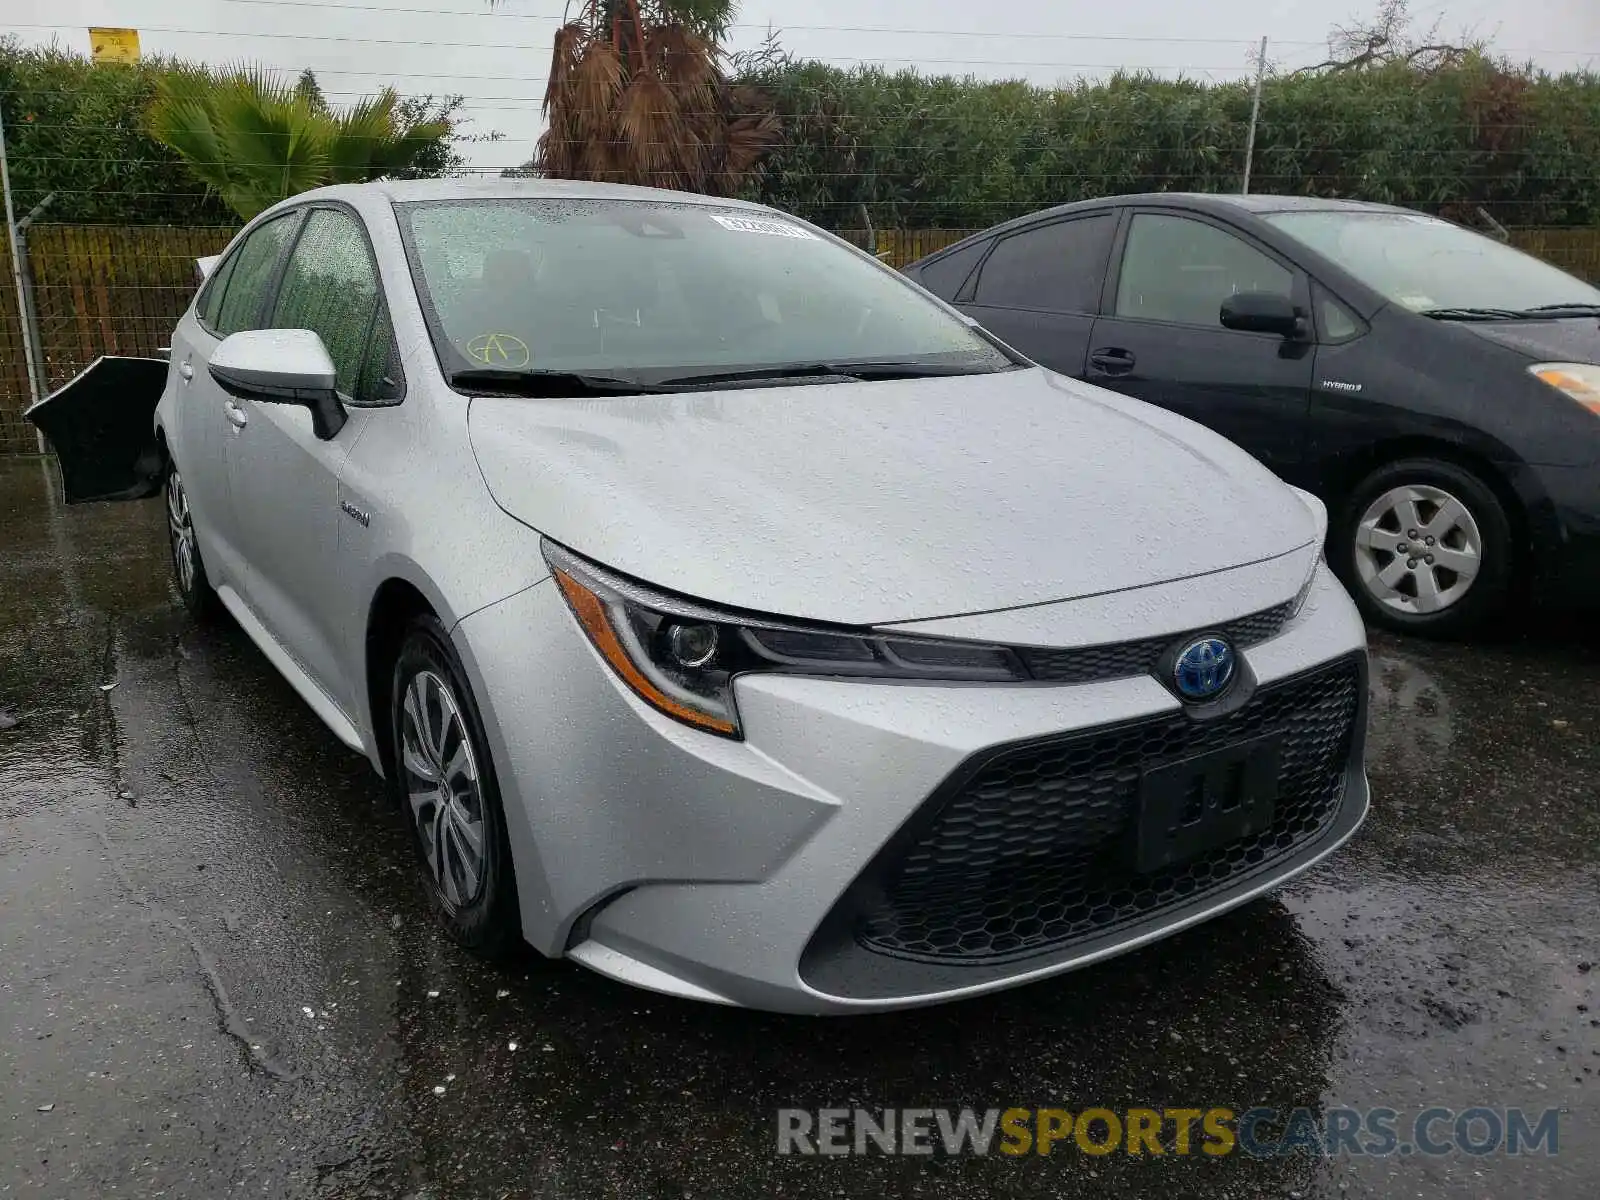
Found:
<box><xmin>1135</xmin><ymin>733</ymin><xmax>1282</xmax><ymax>874</ymax></box>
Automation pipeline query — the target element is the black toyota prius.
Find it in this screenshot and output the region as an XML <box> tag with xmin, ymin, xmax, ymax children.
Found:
<box><xmin>905</xmin><ymin>194</ymin><xmax>1600</xmax><ymax>637</ymax></box>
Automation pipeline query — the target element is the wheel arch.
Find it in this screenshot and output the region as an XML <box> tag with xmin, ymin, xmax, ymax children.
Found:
<box><xmin>1315</xmin><ymin>435</ymin><xmax>1535</xmax><ymax>556</ymax></box>
<box><xmin>363</xmin><ymin>575</ymin><xmax>442</xmax><ymax>783</ymax></box>
<box><xmin>363</xmin><ymin>571</ymin><xmax>530</xmax><ymax>953</ymax></box>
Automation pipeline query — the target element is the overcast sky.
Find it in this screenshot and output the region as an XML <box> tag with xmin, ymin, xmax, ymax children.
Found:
<box><xmin>6</xmin><ymin>0</ymin><xmax>1598</xmax><ymax>169</ymax></box>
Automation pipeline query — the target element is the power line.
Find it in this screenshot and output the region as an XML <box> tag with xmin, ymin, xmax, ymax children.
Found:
<box><xmin>189</xmin><ymin>1</ymin><xmax>1336</xmax><ymax>47</ymax></box>
<box><xmin>147</xmin><ymin>1</ymin><xmax>1600</xmax><ymax>57</ymax></box>
<box><xmin>6</xmin><ymin>11</ymin><xmax>1596</xmax><ymax>59</ymax></box>
<box><xmin>0</xmin><ymin>26</ymin><xmax>1258</xmax><ymax>71</ymax></box>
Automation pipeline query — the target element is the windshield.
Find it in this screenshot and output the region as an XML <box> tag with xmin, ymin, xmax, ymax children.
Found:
<box><xmin>1265</xmin><ymin>210</ymin><xmax>1600</xmax><ymax>315</ymax></box>
<box><xmin>395</xmin><ymin>198</ymin><xmax>1013</xmax><ymax>387</ymax></box>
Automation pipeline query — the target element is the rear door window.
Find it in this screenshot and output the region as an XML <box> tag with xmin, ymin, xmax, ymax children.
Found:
<box><xmin>210</xmin><ymin>214</ymin><xmax>298</xmax><ymax>337</ymax></box>
<box><xmin>915</xmin><ymin>238</ymin><xmax>990</xmax><ymax>301</ymax></box>
<box><xmin>971</xmin><ymin>216</ymin><xmax>1114</xmax><ymax>313</ymax></box>
<box><xmin>196</xmin><ymin>254</ymin><xmax>238</xmax><ymax>329</ymax></box>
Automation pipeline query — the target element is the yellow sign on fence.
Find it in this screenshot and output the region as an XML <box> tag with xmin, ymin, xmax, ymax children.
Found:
<box><xmin>88</xmin><ymin>28</ymin><xmax>141</xmax><ymax>64</ymax></box>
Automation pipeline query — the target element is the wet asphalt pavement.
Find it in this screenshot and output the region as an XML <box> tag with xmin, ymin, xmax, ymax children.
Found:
<box><xmin>0</xmin><ymin>456</ymin><xmax>1595</xmax><ymax>1199</ymax></box>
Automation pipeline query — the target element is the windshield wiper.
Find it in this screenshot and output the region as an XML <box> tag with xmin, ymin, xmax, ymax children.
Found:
<box><xmin>448</xmin><ymin>368</ymin><xmax>664</xmax><ymax>397</ymax></box>
<box><xmin>825</xmin><ymin>359</ymin><xmax>1011</xmax><ymax>379</ymax></box>
<box><xmin>657</xmin><ymin>361</ymin><xmax>1004</xmax><ymax>388</ymax></box>
<box><xmin>1420</xmin><ymin>304</ymin><xmax>1600</xmax><ymax>322</ymax></box>
<box><xmin>1519</xmin><ymin>303</ymin><xmax>1600</xmax><ymax>316</ymax></box>
<box><xmin>1417</xmin><ymin>307</ymin><xmax>1528</xmax><ymax>321</ymax></box>
<box><xmin>454</xmin><ymin>359</ymin><xmax>1010</xmax><ymax>396</ymax></box>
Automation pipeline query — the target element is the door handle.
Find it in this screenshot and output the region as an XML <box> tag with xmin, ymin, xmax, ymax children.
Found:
<box><xmin>223</xmin><ymin>399</ymin><xmax>248</xmax><ymax>429</ymax></box>
<box><xmin>1088</xmin><ymin>348</ymin><xmax>1136</xmax><ymax>376</ymax></box>
<box><xmin>178</xmin><ymin>361</ymin><xmax>194</xmax><ymax>381</ymax></box>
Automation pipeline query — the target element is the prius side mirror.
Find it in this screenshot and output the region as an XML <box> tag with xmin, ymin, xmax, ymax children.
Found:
<box><xmin>209</xmin><ymin>329</ymin><xmax>348</xmax><ymax>440</ymax></box>
<box><xmin>1220</xmin><ymin>291</ymin><xmax>1307</xmax><ymax>339</ymax></box>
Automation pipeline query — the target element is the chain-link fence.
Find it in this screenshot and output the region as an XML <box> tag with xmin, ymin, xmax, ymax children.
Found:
<box><xmin>0</xmin><ymin>235</ymin><xmax>32</xmax><ymax>454</ymax></box>
<box><xmin>1</xmin><ymin>223</ymin><xmax>236</xmax><ymax>454</ymax></box>
<box><xmin>838</xmin><ymin>226</ymin><xmax>1600</xmax><ymax>276</ymax></box>
<box><xmin>4</xmin><ymin>216</ymin><xmax>1600</xmax><ymax>456</ymax></box>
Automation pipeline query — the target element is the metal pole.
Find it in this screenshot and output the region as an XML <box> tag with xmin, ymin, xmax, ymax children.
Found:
<box><xmin>16</xmin><ymin>192</ymin><xmax>53</xmax><ymax>423</ymax></box>
<box><xmin>0</xmin><ymin>97</ymin><xmax>47</xmax><ymax>451</ymax></box>
<box><xmin>1242</xmin><ymin>36</ymin><xmax>1268</xmax><ymax>197</ymax></box>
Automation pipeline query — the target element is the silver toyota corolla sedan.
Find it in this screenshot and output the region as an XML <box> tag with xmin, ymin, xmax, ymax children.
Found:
<box><xmin>32</xmin><ymin>180</ymin><xmax>1369</xmax><ymax>1013</ymax></box>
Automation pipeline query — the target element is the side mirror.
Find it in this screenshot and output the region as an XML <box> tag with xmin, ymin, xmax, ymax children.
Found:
<box><xmin>209</xmin><ymin>329</ymin><xmax>347</xmax><ymax>440</ymax></box>
<box><xmin>1220</xmin><ymin>292</ymin><xmax>1306</xmax><ymax>339</ymax></box>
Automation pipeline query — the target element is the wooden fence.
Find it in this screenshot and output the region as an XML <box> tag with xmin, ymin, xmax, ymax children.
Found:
<box><xmin>0</xmin><ymin>238</ymin><xmax>34</xmax><ymax>454</ymax></box>
<box><xmin>1504</xmin><ymin>227</ymin><xmax>1600</xmax><ymax>284</ymax></box>
<box><xmin>848</xmin><ymin>226</ymin><xmax>1600</xmax><ymax>275</ymax></box>
<box><xmin>3</xmin><ymin>220</ymin><xmax>1599</xmax><ymax>455</ymax></box>
<box><xmin>2</xmin><ymin>224</ymin><xmax>238</xmax><ymax>455</ymax></box>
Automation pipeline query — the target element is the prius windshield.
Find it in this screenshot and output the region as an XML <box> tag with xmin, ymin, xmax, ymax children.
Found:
<box><xmin>396</xmin><ymin>198</ymin><xmax>1013</xmax><ymax>389</ymax></box>
<box><xmin>1266</xmin><ymin>209</ymin><xmax>1600</xmax><ymax>316</ymax></box>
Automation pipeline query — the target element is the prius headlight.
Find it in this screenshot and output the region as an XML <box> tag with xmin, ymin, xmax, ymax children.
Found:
<box><xmin>543</xmin><ymin>540</ymin><xmax>1026</xmax><ymax>738</ymax></box>
<box><xmin>1529</xmin><ymin>362</ymin><xmax>1600</xmax><ymax>414</ymax></box>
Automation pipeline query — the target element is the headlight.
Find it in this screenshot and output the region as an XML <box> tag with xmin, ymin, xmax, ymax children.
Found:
<box><xmin>543</xmin><ymin>541</ymin><xmax>1027</xmax><ymax>738</ymax></box>
<box><xmin>1530</xmin><ymin>362</ymin><xmax>1600</xmax><ymax>414</ymax></box>
<box><xmin>1286</xmin><ymin>487</ymin><xmax>1327</xmax><ymax>617</ymax></box>
<box><xmin>1289</xmin><ymin>486</ymin><xmax>1328</xmax><ymax>548</ymax></box>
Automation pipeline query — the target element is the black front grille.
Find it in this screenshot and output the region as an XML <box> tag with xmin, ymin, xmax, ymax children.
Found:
<box><xmin>1016</xmin><ymin>599</ymin><xmax>1296</xmax><ymax>684</ymax></box>
<box><xmin>842</xmin><ymin>655</ymin><xmax>1362</xmax><ymax>965</ymax></box>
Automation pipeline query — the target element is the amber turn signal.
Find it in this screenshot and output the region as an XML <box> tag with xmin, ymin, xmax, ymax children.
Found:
<box><xmin>552</xmin><ymin>568</ymin><xmax>738</xmax><ymax>735</ymax></box>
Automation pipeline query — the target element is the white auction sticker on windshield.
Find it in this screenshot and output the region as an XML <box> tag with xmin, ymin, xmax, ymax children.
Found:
<box><xmin>709</xmin><ymin>213</ymin><xmax>818</xmax><ymax>240</ymax></box>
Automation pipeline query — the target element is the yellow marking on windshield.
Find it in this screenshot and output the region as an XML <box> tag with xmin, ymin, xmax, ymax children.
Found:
<box><xmin>465</xmin><ymin>332</ymin><xmax>530</xmax><ymax>369</ymax></box>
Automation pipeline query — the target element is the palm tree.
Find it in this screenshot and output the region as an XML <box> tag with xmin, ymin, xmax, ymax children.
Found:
<box><xmin>147</xmin><ymin>68</ymin><xmax>451</xmax><ymax>220</ymax></box>
<box><xmin>535</xmin><ymin>0</ymin><xmax>779</xmax><ymax>193</ymax></box>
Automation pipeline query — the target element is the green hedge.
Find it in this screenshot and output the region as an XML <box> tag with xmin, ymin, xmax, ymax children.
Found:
<box><xmin>0</xmin><ymin>40</ymin><xmax>231</xmax><ymax>223</ymax></box>
<box><xmin>0</xmin><ymin>39</ymin><xmax>471</xmax><ymax>224</ymax></box>
<box><xmin>741</xmin><ymin>57</ymin><xmax>1600</xmax><ymax>229</ymax></box>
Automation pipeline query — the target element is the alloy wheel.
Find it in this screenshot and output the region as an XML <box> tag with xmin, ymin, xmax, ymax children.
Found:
<box><xmin>167</xmin><ymin>469</ymin><xmax>198</xmax><ymax>596</ymax></box>
<box><xmin>399</xmin><ymin>669</ymin><xmax>487</xmax><ymax>911</ymax></box>
<box><xmin>1353</xmin><ymin>483</ymin><xmax>1483</xmax><ymax>616</ymax></box>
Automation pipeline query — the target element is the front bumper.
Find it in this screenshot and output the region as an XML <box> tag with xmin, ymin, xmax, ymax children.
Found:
<box><xmin>452</xmin><ymin>561</ymin><xmax>1369</xmax><ymax>1014</ymax></box>
<box><xmin>1523</xmin><ymin>462</ymin><xmax>1600</xmax><ymax>608</ymax></box>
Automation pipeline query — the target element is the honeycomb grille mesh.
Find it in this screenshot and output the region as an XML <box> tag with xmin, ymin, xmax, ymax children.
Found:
<box><xmin>851</xmin><ymin>656</ymin><xmax>1362</xmax><ymax>964</ymax></box>
<box><xmin>1016</xmin><ymin>599</ymin><xmax>1297</xmax><ymax>684</ymax></box>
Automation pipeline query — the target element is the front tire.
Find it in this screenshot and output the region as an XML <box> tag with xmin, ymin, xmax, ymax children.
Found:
<box><xmin>390</xmin><ymin>615</ymin><xmax>521</xmax><ymax>958</ymax></box>
<box><xmin>165</xmin><ymin>462</ymin><xmax>218</xmax><ymax>619</ymax></box>
<box><xmin>1335</xmin><ymin>458</ymin><xmax>1513</xmax><ymax>638</ymax></box>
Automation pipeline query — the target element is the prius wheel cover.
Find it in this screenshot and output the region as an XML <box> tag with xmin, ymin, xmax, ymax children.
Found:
<box><xmin>167</xmin><ymin>470</ymin><xmax>198</xmax><ymax>596</ymax></box>
<box><xmin>1353</xmin><ymin>483</ymin><xmax>1484</xmax><ymax>616</ymax></box>
<box><xmin>400</xmin><ymin>669</ymin><xmax>487</xmax><ymax>911</ymax></box>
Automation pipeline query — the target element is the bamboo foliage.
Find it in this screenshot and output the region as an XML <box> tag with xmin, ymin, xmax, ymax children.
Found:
<box><xmin>741</xmin><ymin>57</ymin><xmax>1600</xmax><ymax>230</ymax></box>
<box><xmin>535</xmin><ymin>0</ymin><xmax>779</xmax><ymax>194</ymax></box>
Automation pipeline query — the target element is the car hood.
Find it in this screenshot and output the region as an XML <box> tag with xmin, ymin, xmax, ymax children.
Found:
<box><xmin>1452</xmin><ymin>316</ymin><xmax>1600</xmax><ymax>361</ymax></box>
<box><xmin>467</xmin><ymin>367</ymin><xmax>1317</xmax><ymax>625</ymax></box>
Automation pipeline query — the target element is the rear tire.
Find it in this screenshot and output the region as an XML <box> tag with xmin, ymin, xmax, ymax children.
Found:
<box><xmin>1334</xmin><ymin>457</ymin><xmax>1513</xmax><ymax>638</ymax></box>
<box><xmin>389</xmin><ymin>614</ymin><xmax>522</xmax><ymax>958</ymax></box>
<box><xmin>165</xmin><ymin>461</ymin><xmax>218</xmax><ymax>620</ymax></box>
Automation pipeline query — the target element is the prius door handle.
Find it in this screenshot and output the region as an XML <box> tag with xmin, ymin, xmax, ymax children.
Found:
<box><xmin>1088</xmin><ymin>348</ymin><xmax>1136</xmax><ymax>376</ymax></box>
<box><xmin>178</xmin><ymin>362</ymin><xmax>194</xmax><ymax>380</ymax></box>
<box><xmin>223</xmin><ymin>399</ymin><xmax>249</xmax><ymax>429</ymax></box>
